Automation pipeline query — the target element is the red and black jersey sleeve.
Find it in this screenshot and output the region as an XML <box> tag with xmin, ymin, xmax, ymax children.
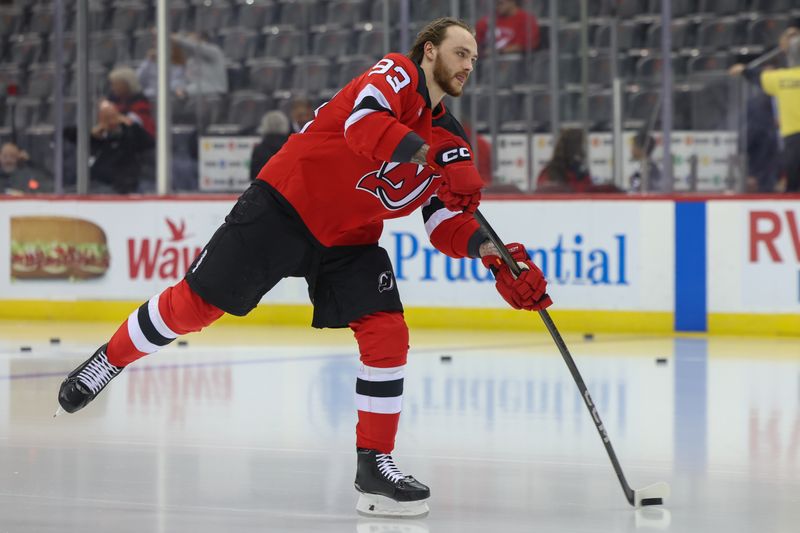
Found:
<box><xmin>343</xmin><ymin>53</ymin><xmax>426</xmax><ymax>163</ymax></box>
<box><xmin>420</xmin><ymin>111</ymin><xmax>487</xmax><ymax>259</ymax></box>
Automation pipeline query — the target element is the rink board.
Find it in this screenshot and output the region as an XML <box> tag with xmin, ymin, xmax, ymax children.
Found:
<box><xmin>1</xmin><ymin>195</ymin><xmax>798</xmax><ymax>335</ymax></box>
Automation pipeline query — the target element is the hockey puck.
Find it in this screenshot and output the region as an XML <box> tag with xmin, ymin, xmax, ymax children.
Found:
<box><xmin>583</xmin><ymin>333</ymin><xmax>594</xmax><ymax>341</ymax></box>
<box><xmin>656</xmin><ymin>358</ymin><xmax>668</xmax><ymax>365</ymax></box>
<box><xmin>50</xmin><ymin>337</ymin><xmax>61</xmax><ymax>345</ymax></box>
<box><xmin>20</xmin><ymin>346</ymin><xmax>32</xmax><ymax>352</ymax></box>
<box><xmin>440</xmin><ymin>355</ymin><xmax>452</xmax><ymax>363</ymax></box>
<box><xmin>177</xmin><ymin>340</ymin><xmax>188</xmax><ymax>347</ymax></box>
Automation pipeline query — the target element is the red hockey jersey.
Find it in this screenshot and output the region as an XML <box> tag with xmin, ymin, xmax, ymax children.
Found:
<box><xmin>257</xmin><ymin>53</ymin><xmax>484</xmax><ymax>258</ymax></box>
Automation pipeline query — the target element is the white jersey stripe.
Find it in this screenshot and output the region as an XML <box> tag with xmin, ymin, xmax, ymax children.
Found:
<box><xmin>355</xmin><ymin>393</ymin><xmax>403</xmax><ymax>414</ymax></box>
<box><xmin>148</xmin><ymin>294</ymin><xmax>178</xmax><ymax>340</ymax></box>
<box><xmin>353</xmin><ymin>83</ymin><xmax>393</xmax><ymax>114</ymax></box>
<box><xmin>344</xmin><ymin>108</ymin><xmax>378</xmax><ymax>132</ymax></box>
<box><xmin>127</xmin><ymin>310</ymin><xmax>160</xmax><ymax>354</ymax></box>
<box><xmin>357</xmin><ymin>364</ymin><xmax>405</xmax><ymax>383</ymax></box>
<box><xmin>424</xmin><ymin>207</ymin><xmax>460</xmax><ymax>237</ymax></box>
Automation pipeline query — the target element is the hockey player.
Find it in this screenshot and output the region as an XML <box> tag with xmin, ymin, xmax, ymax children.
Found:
<box><xmin>57</xmin><ymin>18</ymin><xmax>552</xmax><ymax>518</ymax></box>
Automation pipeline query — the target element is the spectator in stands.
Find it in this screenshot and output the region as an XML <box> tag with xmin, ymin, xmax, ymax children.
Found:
<box><xmin>742</xmin><ymin>66</ymin><xmax>781</xmax><ymax>193</ymax></box>
<box><xmin>476</xmin><ymin>0</ymin><xmax>541</xmax><ymax>54</ymax></box>
<box><xmin>136</xmin><ymin>41</ymin><xmax>188</xmax><ymax>100</ymax></box>
<box><xmin>64</xmin><ymin>100</ymin><xmax>155</xmax><ymax>194</ymax></box>
<box><xmin>628</xmin><ymin>132</ymin><xmax>663</xmax><ymax>192</ymax></box>
<box><xmin>249</xmin><ymin>110</ymin><xmax>290</xmax><ymax>180</ymax></box>
<box><xmin>536</xmin><ymin>128</ymin><xmax>592</xmax><ymax>193</ymax></box>
<box><xmin>107</xmin><ymin>66</ymin><xmax>156</xmax><ymax>138</ymax></box>
<box><xmin>289</xmin><ymin>97</ymin><xmax>314</xmax><ymax>133</ymax></box>
<box><xmin>0</xmin><ymin>142</ymin><xmax>51</xmax><ymax>194</ymax></box>
<box><xmin>171</xmin><ymin>32</ymin><xmax>229</xmax><ymax>96</ymax></box>
<box><xmin>730</xmin><ymin>28</ymin><xmax>800</xmax><ymax>192</ymax></box>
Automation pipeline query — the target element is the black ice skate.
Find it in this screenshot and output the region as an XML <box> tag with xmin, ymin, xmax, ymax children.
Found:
<box><xmin>354</xmin><ymin>448</ymin><xmax>430</xmax><ymax>518</ymax></box>
<box><xmin>57</xmin><ymin>344</ymin><xmax>122</xmax><ymax>414</ymax></box>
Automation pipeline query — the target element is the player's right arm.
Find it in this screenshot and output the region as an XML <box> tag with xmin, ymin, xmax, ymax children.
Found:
<box><xmin>343</xmin><ymin>54</ymin><xmax>426</xmax><ymax>164</ymax></box>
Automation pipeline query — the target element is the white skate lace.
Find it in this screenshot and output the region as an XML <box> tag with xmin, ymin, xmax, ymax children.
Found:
<box><xmin>78</xmin><ymin>350</ymin><xmax>121</xmax><ymax>394</ymax></box>
<box><xmin>375</xmin><ymin>454</ymin><xmax>405</xmax><ymax>484</ymax></box>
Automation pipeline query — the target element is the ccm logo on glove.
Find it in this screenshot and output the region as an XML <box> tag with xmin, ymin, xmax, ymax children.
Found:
<box><xmin>441</xmin><ymin>147</ymin><xmax>471</xmax><ymax>164</ymax></box>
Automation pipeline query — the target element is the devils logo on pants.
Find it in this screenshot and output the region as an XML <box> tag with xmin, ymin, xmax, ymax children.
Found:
<box><xmin>356</xmin><ymin>162</ymin><xmax>440</xmax><ymax>211</ymax></box>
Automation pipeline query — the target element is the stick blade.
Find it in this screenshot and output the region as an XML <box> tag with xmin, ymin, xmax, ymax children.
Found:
<box><xmin>634</xmin><ymin>482</ymin><xmax>670</xmax><ymax>508</ymax></box>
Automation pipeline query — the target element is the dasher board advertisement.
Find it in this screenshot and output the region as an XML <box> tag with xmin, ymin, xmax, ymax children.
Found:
<box><xmin>1</xmin><ymin>198</ymin><xmax>673</xmax><ymax>313</ymax></box>
<box><xmin>708</xmin><ymin>200</ymin><xmax>800</xmax><ymax>313</ymax></box>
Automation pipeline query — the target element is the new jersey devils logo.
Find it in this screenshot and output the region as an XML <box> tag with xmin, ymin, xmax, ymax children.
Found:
<box><xmin>356</xmin><ymin>162</ymin><xmax>440</xmax><ymax>210</ymax></box>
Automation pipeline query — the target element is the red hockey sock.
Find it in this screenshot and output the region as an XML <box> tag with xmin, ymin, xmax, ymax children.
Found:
<box><xmin>350</xmin><ymin>312</ymin><xmax>409</xmax><ymax>454</ymax></box>
<box><xmin>106</xmin><ymin>279</ymin><xmax>224</xmax><ymax>367</ymax></box>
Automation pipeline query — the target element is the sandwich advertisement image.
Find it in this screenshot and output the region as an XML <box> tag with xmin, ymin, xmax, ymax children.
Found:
<box><xmin>10</xmin><ymin>216</ymin><xmax>110</xmax><ymax>281</ymax></box>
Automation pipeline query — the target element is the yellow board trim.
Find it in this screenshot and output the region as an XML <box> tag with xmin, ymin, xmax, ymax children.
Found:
<box><xmin>0</xmin><ymin>300</ymin><xmax>672</xmax><ymax>333</ymax></box>
<box><xmin>708</xmin><ymin>313</ymin><xmax>800</xmax><ymax>337</ymax></box>
<box><xmin>3</xmin><ymin>300</ymin><xmax>796</xmax><ymax>336</ymax></box>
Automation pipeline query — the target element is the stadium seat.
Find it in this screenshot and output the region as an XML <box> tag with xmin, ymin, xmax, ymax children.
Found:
<box><xmin>263</xmin><ymin>26</ymin><xmax>306</xmax><ymax>60</ymax></box>
<box><xmin>411</xmin><ymin>0</ymin><xmax>451</xmax><ymax>23</ymax></box>
<box><xmin>109</xmin><ymin>1</ymin><xmax>149</xmax><ymax>33</ymax></box>
<box><xmin>336</xmin><ymin>55</ymin><xmax>376</xmax><ymax>87</ymax></box>
<box><xmin>516</xmin><ymin>52</ymin><xmax>549</xmax><ymax>88</ymax></box>
<box><xmin>747</xmin><ymin>16</ymin><xmax>791</xmax><ymax>49</ymax></box>
<box><xmin>478</xmin><ymin>54</ymin><xmax>523</xmax><ymax>89</ymax></box>
<box><xmin>9</xmin><ymin>34</ymin><xmax>43</xmax><ymax>67</ymax></box>
<box><xmin>132</xmin><ymin>29</ymin><xmax>155</xmax><ymax>60</ymax></box>
<box><xmin>220</xmin><ymin>27</ymin><xmax>259</xmax><ymax>62</ymax></box>
<box><xmin>277</xmin><ymin>0</ymin><xmax>316</xmax><ymax>28</ymax></box>
<box><xmin>173</xmin><ymin>94</ymin><xmax>227</xmax><ymax>130</ymax></box>
<box><xmin>644</xmin><ymin>19</ymin><xmax>693</xmax><ymax>51</ymax></box>
<box><xmin>751</xmin><ymin>0</ymin><xmax>796</xmax><ymax>12</ymax></box>
<box><xmin>27</xmin><ymin>63</ymin><xmax>60</xmax><ymax>99</ymax></box>
<box><xmin>588</xmin><ymin>91</ymin><xmax>613</xmax><ymax>130</ymax></box>
<box><xmin>592</xmin><ymin>21</ymin><xmax>640</xmax><ymax>51</ymax></box>
<box><xmin>291</xmin><ymin>56</ymin><xmax>332</xmax><ymax>95</ymax></box>
<box><xmin>355</xmin><ymin>24</ymin><xmax>389</xmax><ymax>58</ymax></box>
<box><xmin>223</xmin><ymin>90</ymin><xmax>271</xmax><ymax>134</ymax></box>
<box><xmin>168</xmin><ymin>1</ymin><xmax>192</xmax><ymax>32</ymax></box>
<box><xmin>0</xmin><ymin>7</ymin><xmax>24</xmax><ymax>37</ymax></box>
<box><xmin>624</xmin><ymin>89</ymin><xmax>660</xmax><ymax>129</ymax></box>
<box><xmin>88</xmin><ymin>31</ymin><xmax>130</xmax><ymax>67</ymax></box>
<box><xmin>559</xmin><ymin>24</ymin><xmax>583</xmax><ymax>54</ymax></box>
<box><xmin>66</xmin><ymin>63</ymin><xmax>107</xmax><ymax>97</ymax></box>
<box><xmin>246</xmin><ymin>57</ymin><xmax>287</xmax><ymax>94</ymax></box>
<box><xmin>687</xmin><ymin>52</ymin><xmax>731</xmax><ymax>75</ymax></box>
<box><xmin>689</xmin><ymin>79</ymin><xmax>736</xmax><ymax>130</ymax></box>
<box><xmin>44</xmin><ymin>97</ymin><xmax>78</xmax><ymax>126</ymax></box>
<box><xmin>699</xmin><ymin>0</ymin><xmax>748</xmax><ymax>15</ymax></box>
<box><xmin>29</xmin><ymin>4</ymin><xmax>57</xmax><ymax>34</ymax></box>
<box><xmin>695</xmin><ymin>18</ymin><xmax>739</xmax><ymax>51</ymax></box>
<box><xmin>192</xmin><ymin>0</ymin><xmax>236</xmax><ymax>35</ymax></box>
<box><xmin>236</xmin><ymin>0</ymin><xmax>279</xmax><ymax>30</ymax></box>
<box><xmin>646</xmin><ymin>0</ymin><xmax>695</xmax><ymax>18</ymax></box>
<box><xmin>0</xmin><ymin>64</ymin><xmax>22</xmax><ymax>96</ymax></box>
<box><xmin>325</xmin><ymin>0</ymin><xmax>366</xmax><ymax>27</ymax></box>
<box><xmin>311</xmin><ymin>28</ymin><xmax>353</xmax><ymax>60</ymax></box>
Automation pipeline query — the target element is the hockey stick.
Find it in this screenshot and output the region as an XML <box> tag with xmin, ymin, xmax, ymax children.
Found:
<box><xmin>473</xmin><ymin>209</ymin><xmax>670</xmax><ymax>508</ymax></box>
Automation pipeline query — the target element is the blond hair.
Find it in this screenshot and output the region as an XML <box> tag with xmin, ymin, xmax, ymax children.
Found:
<box><xmin>108</xmin><ymin>66</ymin><xmax>141</xmax><ymax>94</ymax></box>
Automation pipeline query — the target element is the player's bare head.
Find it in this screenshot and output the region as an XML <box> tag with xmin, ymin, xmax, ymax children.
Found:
<box><xmin>409</xmin><ymin>18</ymin><xmax>477</xmax><ymax>97</ymax></box>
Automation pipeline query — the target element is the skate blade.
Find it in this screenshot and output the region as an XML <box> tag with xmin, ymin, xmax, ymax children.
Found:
<box><xmin>356</xmin><ymin>493</ymin><xmax>429</xmax><ymax>519</ymax></box>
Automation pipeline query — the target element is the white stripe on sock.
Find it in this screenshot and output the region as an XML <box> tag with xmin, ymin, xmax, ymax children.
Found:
<box><xmin>148</xmin><ymin>293</ymin><xmax>178</xmax><ymax>340</ymax></box>
<box><xmin>127</xmin><ymin>310</ymin><xmax>160</xmax><ymax>354</ymax></box>
<box><xmin>357</xmin><ymin>364</ymin><xmax>405</xmax><ymax>383</ymax></box>
<box><xmin>355</xmin><ymin>393</ymin><xmax>403</xmax><ymax>414</ymax></box>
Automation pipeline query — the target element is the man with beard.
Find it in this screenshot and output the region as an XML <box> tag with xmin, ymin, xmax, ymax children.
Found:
<box><xmin>57</xmin><ymin>18</ymin><xmax>552</xmax><ymax>518</ymax></box>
